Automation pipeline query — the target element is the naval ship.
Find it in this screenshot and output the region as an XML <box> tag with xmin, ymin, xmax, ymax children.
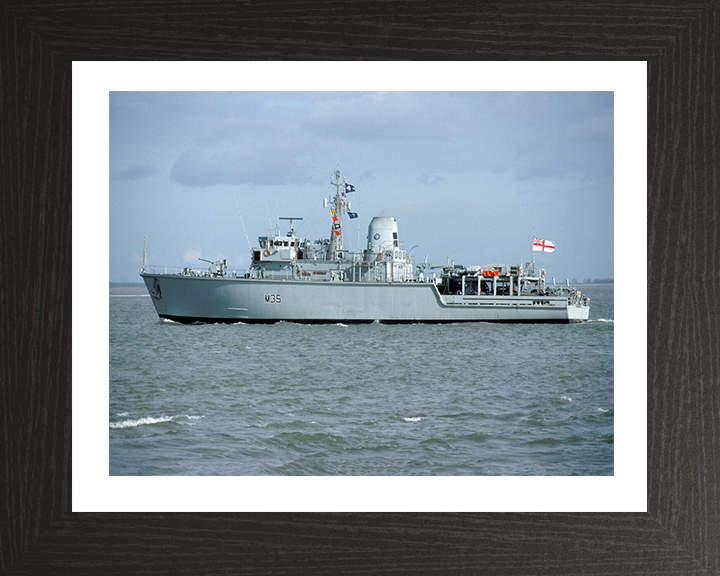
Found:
<box><xmin>140</xmin><ymin>169</ymin><xmax>590</xmax><ymax>324</ymax></box>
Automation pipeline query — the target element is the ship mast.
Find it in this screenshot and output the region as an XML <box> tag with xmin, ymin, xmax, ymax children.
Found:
<box><xmin>329</xmin><ymin>167</ymin><xmax>343</xmax><ymax>259</ymax></box>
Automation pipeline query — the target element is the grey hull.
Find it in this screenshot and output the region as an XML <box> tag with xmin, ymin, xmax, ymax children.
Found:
<box><xmin>141</xmin><ymin>274</ymin><xmax>589</xmax><ymax>324</ymax></box>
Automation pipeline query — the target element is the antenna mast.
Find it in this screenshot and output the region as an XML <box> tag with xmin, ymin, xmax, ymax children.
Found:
<box><xmin>329</xmin><ymin>167</ymin><xmax>343</xmax><ymax>258</ymax></box>
<box><xmin>235</xmin><ymin>197</ymin><xmax>253</xmax><ymax>253</ymax></box>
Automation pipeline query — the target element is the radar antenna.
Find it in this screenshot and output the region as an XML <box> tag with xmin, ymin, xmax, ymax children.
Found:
<box><xmin>279</xmin><ymin>217</ymin><xmax>303</xmax><ymax>235</ymax></box>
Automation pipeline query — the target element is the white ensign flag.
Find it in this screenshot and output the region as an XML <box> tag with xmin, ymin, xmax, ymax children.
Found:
<box><xmin>533</xmin><ymin>238</ymin><xmax>555</xmax><ymax>252</ymax></box>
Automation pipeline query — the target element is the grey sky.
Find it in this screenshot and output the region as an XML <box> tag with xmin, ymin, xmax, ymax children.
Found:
<box><xmin>110</xmin><ymin>91</ymin><xmax>613</xmax><ymax>283</ymax></box>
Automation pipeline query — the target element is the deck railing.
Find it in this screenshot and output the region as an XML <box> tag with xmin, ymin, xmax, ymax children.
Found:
<box><xmin>142</xmin><ymin>265</ymin><xmax>248</xmax><ymax>278</ymax></box>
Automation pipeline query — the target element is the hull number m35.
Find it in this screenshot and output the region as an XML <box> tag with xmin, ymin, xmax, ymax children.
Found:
<box><xmin>264</xmin><ymin>294</ymin><xmax>282</xmax><ymax>304</ymax></box>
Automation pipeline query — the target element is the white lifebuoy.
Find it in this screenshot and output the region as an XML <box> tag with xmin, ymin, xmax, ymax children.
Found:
<box><xmin>263</xmin><ymin>249</ymin><xmax>271</xmax><ymax>257</ymax></box>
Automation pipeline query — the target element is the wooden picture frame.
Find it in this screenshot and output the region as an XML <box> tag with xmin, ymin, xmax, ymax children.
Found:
<box><xmin>2</xmin><ymin>2</ymin><xmax>717</xmax><ymax>573</ymax></box>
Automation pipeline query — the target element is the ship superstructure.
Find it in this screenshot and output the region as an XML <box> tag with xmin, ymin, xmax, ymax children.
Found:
<box><xmin>140</xmin><ymin>169</ymin><xmax>589</xmax><ymax>324</ymax></box>
<box><xmin>248</xmin><ymin>169</ymin><xmax>413</xmax><ymax>284</ymax></box>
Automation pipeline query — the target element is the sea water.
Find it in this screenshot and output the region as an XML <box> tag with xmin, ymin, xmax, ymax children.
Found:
<box><xmin>109</xmin><ymin>284</ymin><xmax>614</xmax><ymax>476</ymax></box>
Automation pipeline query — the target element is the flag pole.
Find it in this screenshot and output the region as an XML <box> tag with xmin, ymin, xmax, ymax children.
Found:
<box><xmin>530</xmin><ymin>230</ymin><xmax>535</xmax><ymax>276</ymax></box>
<box><xmin>531</xmin><ymin>222</ymin><xmax>535</xmax><ymax>275</ymax></box>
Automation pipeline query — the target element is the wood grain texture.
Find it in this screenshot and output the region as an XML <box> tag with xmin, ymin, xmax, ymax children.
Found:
<box><xmin>1</xmin><ymin>1</ymin><xmax>718</xmax><ymax>574</ymax></box>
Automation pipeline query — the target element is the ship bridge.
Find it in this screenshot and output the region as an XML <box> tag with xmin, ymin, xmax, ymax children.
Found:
<box><xmin>249</xmin><ymin>214</ymin><xmax>414</xmax><ymax>283</ymax></box>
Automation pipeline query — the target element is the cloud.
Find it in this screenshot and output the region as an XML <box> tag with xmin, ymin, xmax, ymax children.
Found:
<box><xmin>377</xmin><ymin>197</ymin><xmax>437</xmax><ymax>218</ymax></box>
<box><xmin>508</xmin><ymin>106</ymin><xmax>614</xmax><ymax>182</ymax></box>
<box><xmin>169</xmin><ymin>147</ymin><xmax>316</xmax><ymax>188</ymax></box>
<box><xmin>416</xmin><ymin>173</ymin><xmax>446</xmax><ymax>187</ymax></box>
<box><xmin>115</xmin><ymin>164</ymin><xmax>158</xmax><ymax>180</ymax></box>
<box><xmin>183</xmin><ymin>247</ymin><xmax>202</xmax><ymax>264</ymax></box>
<box><xmin>168</xmin><ymin>111</ymin><xmax>324</xmax><ymax>188</ymax></box>
<box><xmin>565</xmin><ymin>112</ymin><xmax>613</xmax><ymax>141</ymax></box>
<box><xmin>302</xmin><ymin>92</ymin><xmax>467</xmax><ymax>141</ymax></box>
<box><xmin>510</xmin><ymin>137</ymin><xmax>612</xmax><ymax>182</ymax></box>
<box><xmin>192</xmin><ymin>117</ymin><xmax>276</xmax><ymax>147</ymax></box>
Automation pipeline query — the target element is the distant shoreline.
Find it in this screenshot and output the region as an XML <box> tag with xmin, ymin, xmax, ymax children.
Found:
<box><xmin>110</xmin><ymin>282</ymin><xmax>145</xmax><ymax>289</ymax></box>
